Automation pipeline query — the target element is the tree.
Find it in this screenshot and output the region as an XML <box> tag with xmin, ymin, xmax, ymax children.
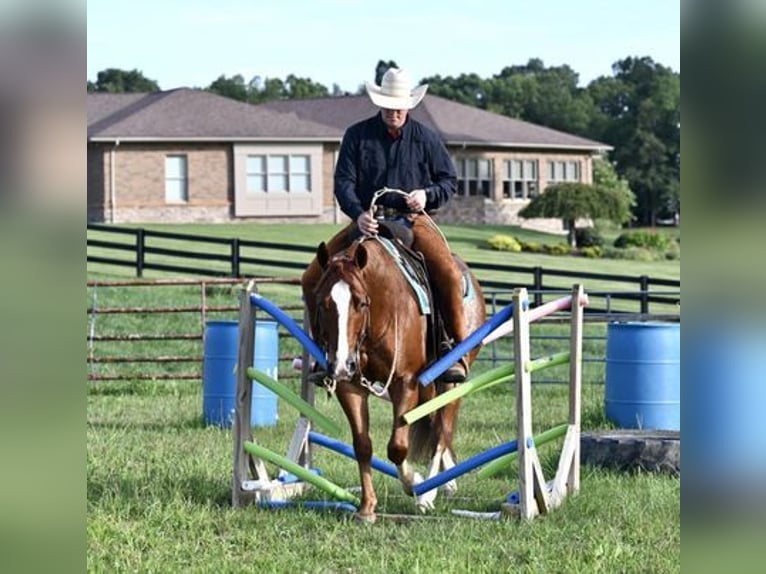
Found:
<box><xmin>283</xmin><ymin>75</ymin><xmax>329</xmax><ymax>99</ymax></box>
<box><xmin>207</xmin><ymin>74</ymin><xmax>249</xmax><ymax>102</ymax></box>
<box><xmin>586</xmin><ymin>57</ymin><xmax>680</xmax><ymax>225</ymax></box>
<box><xmin>89</xmin><ymin>68</ymin><xmax>160</xmax><ymax>93</ymax></box>
<box><xmin>519</xmin><ymin>183</ymin><xmax>633</xmax><ymax>247</ymax></box>
<box><xmin>374</xmin><ymin>60</ymin><xmax>398</xmax><ymax>85</ymax></box>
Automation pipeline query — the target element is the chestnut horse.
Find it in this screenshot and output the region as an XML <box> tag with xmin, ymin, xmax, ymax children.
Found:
<box><xmin>311</xmin><ymin>236</ymin><xmax>485</xmax><ymax>521</ymax></box>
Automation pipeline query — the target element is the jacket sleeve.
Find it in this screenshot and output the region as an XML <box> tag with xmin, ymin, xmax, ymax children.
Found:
<box><xmin>333</xmin><ymin>129</ymin><xmax>365</xmax><ymax>221</ymax></box>
<box><xmin>424</xmin><ymin>135</ymin><xmax>457</xmax><ymax>211</ymax></box>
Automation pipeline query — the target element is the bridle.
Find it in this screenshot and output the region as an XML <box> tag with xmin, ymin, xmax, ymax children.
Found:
<box><xmin>316</xmin><ymin>243</ymin><xmax>399</xmax><ymax>399</ymax></box>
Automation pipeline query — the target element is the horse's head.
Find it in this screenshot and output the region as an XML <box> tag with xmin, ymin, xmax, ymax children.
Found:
<box><xmin>313</xmin><ymin>241</ymin><xmax>372</xmax><ymax>382</ymax></box>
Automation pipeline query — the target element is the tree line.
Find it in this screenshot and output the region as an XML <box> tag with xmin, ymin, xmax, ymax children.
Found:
<box><xmin>88</xmin><ymin>56</ymin><xmax>680</xmax><ymax>226</ymax></box>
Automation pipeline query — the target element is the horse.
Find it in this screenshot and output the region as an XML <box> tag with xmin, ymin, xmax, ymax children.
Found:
<box><xmin>311</xmin><ymin>235</ymin><xmax>485</xmax><ymax>521</ymax></box>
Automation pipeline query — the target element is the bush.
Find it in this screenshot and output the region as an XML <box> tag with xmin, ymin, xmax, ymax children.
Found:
<box><xmin>614</xmin><ymin>230</ymin><xmax>672</xmax><ymax>250</ymax></box>
<box><xmin>575</xmin><ymin>227</ymin><xmax>604</xmax><ymax>248</ymax></box>
<box><xmin>487</xmin><ymin>234</ymin><xmax>522</xmax><ymax>252</ymax></box>
<box><xmin>602</xmin><ymin>246</ymin><xmax>659</xmax><ymax>262</ymax></box>
<box><xmin>519</xmin><ymin>241</ymin><xmax>545</xmax><ymax>253</ymax></box>
<box><xmin>580</xmin><ymin>246</ymin><xmax>603</xmax><ymax>258</ymax></box>
<box><xmin>544</xmin><ymin>243</ymin><xmax>572</xmax><ymax>256</ymax></box>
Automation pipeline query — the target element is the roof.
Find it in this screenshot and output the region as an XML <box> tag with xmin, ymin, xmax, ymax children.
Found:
<box><xmin>88</xmin><ymin>88</ymin><xmax>610</xmax><ymax>151</ymax></box>
<box><xmin>88</xmin><ymin>88</ymin><xmax>337</xmax><ymax>141</ymax></box>
<box><xmin>262</xmin><ymin>95</ymin><xmax>610</xmax><ymax>150</ymax></box>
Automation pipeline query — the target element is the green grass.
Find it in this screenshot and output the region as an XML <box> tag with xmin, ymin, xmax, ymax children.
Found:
<box><xmin>87</xmin><ymin>377</ymin><xmax>679</xmax><ymax>572</ymax></box>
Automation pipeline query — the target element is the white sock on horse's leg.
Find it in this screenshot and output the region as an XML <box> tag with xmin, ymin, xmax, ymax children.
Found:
<box><xmin>440</xmin><ymin>449</ymin><xmax>458</xmax><ymax>496</ymax></box>
<box><xmin>414</xmin><ymin>446</ymin><xmax>443</xmax><ymax>512</ymax></box>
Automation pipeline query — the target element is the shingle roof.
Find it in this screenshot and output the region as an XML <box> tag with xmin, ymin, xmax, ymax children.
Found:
<box><xmin>88</xmin><ymin>88</ymin><xmax>337</xmax><ymax>140</ymax></box>
<box><xmin>88</xmin><ymin>88</ymin><xmax>610</xmax><ymax>150</ymax></box>
<box><xmin>262</xmin><ymin>95</ymin><xmax>610</xmax><ymax>150</ymax></box>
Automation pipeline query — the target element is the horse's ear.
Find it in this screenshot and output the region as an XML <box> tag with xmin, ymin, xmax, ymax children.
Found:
<box><xmin>355</xmin><ymin>243</ymin><xmax>368</xmax><ymax>270</ymax></box>
<box><xmin>317</xmin><ymin>242</ymin><xmax>329</xmax><ymax>269</ymax></box>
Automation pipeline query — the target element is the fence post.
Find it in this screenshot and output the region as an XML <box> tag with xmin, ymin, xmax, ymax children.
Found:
<box><xmin>533</xmin><ymin>267</ymin><xmax>543</xmax><ymax>307</ymax></box>
<box><xmin>231</xmin><ymin>238</ymin><xmax>240</xmax><ymax>278</ymax></box>
<box><xmin>639</xmin><ymin>275</ymin><xmax>649</xmax><ymax>315</ymax></box>
<box><xmin>136</xmin><ymin>228</ymin><xmax>145</xmax><ymax>278</ymax></box>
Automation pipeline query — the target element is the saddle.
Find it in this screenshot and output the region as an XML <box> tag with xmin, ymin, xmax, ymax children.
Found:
<box><xmin>356</xmin><ymin>220</ymin><xmax>447</xmax><ymax>364</ymax></box>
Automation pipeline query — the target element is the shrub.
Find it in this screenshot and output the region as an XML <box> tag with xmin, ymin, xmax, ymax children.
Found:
<box><xmin>519</xmin><ymin>241</ymin><xmax>545</xmax><ymax>253</ymax></box>
<box><xmin>614</xmin><ymin>230</ymin><xmax>672</xmax><ymax>250</ymax></box>
<box><xmin>580</xmin><ymin>246</ymin><xmax>603</xmax><ymax>258</ymax></box>
<box><xmin>544</xmin><ymin>243</ymin><xmax>572</xmax><ymax>256</ymax></box>
<box><xmin>487</xmin><ymin>234</ymin><xmax>522</xmax><ymax>252</ymax></box>
<box><xmin>603</xmin><ymin>246</ymin><xmax>659</xmax><ymax>261</ymax></box>
<box><xmin>664</xmin><ymin>240</ymin><xmax>681</xmax><ymax>261</ymax></box>
<box><xmin>575</xmin><ymin>227</ymin><xmax>604</xmax><ymax>248</ymax></box>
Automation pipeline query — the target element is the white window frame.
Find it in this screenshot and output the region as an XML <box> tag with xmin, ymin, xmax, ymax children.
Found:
<box><xmin>454</xmin><ymin>157</ymin><xmax>492</xmax><ymax>198</ymax></box>
<box><xmin>502</xmin><ymin>159</ymin><xmax>539</xmax><ymax>199</ymax></box>
<box><xmin>246</xmin><ymin>153</ymin><xmax>312</xmax><ymax>193</ymax></box>
<box><xmin>547</xmin><ymin>160</ymin><xmax>582</xmax><ymax>185</ymax></box>
<box><xmin>165</xmin><ymin>155</ymin><xmax>188</xmax><ymax>203</ymax></box>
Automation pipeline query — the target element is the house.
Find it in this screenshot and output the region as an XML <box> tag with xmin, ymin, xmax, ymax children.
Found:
<box><xmin>88</xmin><ymin>88</ymin><xmax>610</xmax><ymax>230</ymax></box>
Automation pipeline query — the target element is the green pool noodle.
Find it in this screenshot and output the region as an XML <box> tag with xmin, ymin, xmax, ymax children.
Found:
<box><xmin>243</xmin><ymin>441</ymin><xmax>360</xmax><ymax>506</ymax></box>
<box><xmin>477</xmin><ymin>423</ymin><xmax>569</xmax><ymax>479</ymax></box>
<box><xmin>247</xmin><ymin>367</ymin><xmax>342</xmax><ymax>437</ymax></box>
<box><xmin>404</xmin><ymin>352</ymin><xmax>570</xmax><ymax>425</ymax></box>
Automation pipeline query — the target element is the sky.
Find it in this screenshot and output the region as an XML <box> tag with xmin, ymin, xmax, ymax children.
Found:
<box><xmin>87</xmin><ymin>0</ymin><xmax>679</xmax><ymax>92</ymax></box>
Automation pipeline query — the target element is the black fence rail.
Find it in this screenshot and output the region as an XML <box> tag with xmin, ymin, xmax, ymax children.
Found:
<box><xmin>87</xmin><ymin>224</ymin><xmax>680</xmax><ymax>316</ymax></box>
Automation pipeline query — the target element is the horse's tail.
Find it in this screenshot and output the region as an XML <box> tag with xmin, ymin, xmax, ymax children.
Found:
<box><xmin>408</xmin><ymin>416</ymin><xmax>434</xmax><ymax>464</ymax></box>
<box><xmin>408</xmin><ymin>383</ymin><xmax>438</xmax><ymax>463</ymax></box>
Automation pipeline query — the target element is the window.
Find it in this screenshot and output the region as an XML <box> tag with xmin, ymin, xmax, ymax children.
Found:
<box><xmin>246</xmin><ymin>153</ymin><xmax>311</xmax><ymax>193</ymax></box>
<box><xmin>454</xmin><ymin>157</ymin><xmax>492</xmax><ymax>198</ymax></box>
<box><xmin>165</xmin><ymin>155</ymin><xmax>188</xmax><ymax>203</ymax></box>
<box><xmin>502</xmin><ymin>159</ymin><xmax>539</xmax><ymax>199</ymax></box>
<box><xmin>547</xmin><ymin>160</ymin><xmax>581</xmax><ymax>184</ymax></box>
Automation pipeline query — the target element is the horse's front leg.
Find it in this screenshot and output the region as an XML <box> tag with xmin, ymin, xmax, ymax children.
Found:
<box><xmin>335</xmin><ymin>383</ymin><xmax>376</xmax><ymax>522</ymax></box>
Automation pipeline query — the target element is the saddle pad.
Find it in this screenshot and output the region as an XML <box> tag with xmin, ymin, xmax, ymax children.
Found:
<box><xmin>376</xmin><ymin>236</ymin><xmax>431</xmax><ymax>315</ymax></box>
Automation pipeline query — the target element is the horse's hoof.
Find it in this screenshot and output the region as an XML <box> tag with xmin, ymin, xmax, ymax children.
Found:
<box><xmin>416</xmin><ymin>498</ymin><xmax>435</xmax><ymax>513</ymax></box>
<box><xmin>354</xmin><ymin>512</ymin><xmax>377</xmax><ymax>524</ymax></box>
<box><xmin>441</xmin><ymin>480</ymin><xmax>458</xmax><ymax>497</ymax></box>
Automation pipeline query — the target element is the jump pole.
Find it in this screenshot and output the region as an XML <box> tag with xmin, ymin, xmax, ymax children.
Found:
<box><xmin>418</xmin><ymin>302</ymin><xmax>519</xmax><ymax>385</ymax></box>
<box><xmin>404</xmin><ymin>352</ymin><xmax>570</xmax><ymax>425</ymax></box>
<box><xmin>308</xmin><ymin>431</ymin><xmax>400</xmax><ymax>479</ymax></box>
<box><xmin>410</xmin><ymin>423</ymin><xmax>569</xmax><ymax>496</ymax></box>
<box><xmin>247</xmin><ymin>368</ymin><xmax>341</xmax><ymax>436</ymax></box>
<box><xmin>244</xmin><ymin>441</ymin><xmax>360</xmax><ymax>506</ymax></box>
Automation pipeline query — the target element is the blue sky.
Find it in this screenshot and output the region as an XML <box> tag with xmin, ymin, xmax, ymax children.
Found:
<box><xmin>87</xmin><ymin>0</ymin><xmax>679</xmax><ymax>91</ymax></box>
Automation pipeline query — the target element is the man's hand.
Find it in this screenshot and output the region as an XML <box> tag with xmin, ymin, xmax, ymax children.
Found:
<box><xmin>406</xmin><ymin>189</ymin><xmax>427</xmax><ymax>212</ymax></box>
<box><xmin>356</xmin><ymin>210</ymin><xmax>379</xmax><ymax>236</ymax></box>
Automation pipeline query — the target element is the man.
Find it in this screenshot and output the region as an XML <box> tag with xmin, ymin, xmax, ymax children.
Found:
<box><xmin>302</xmin><ymin>67</ymin><xmax>469</xmax><ymax>383</ymax></box>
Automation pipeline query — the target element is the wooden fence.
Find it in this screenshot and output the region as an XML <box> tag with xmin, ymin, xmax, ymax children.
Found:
<box><xmin>87</xmin><ymin>224</ymin><xmax>680</xmax><ymax>315</ymax></box>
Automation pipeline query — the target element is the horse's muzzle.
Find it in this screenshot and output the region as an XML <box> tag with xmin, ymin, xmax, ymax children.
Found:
<box><xmin>329</xmin><ymin>358</ymin><xmax>358</xmax><ymax>382</ymax></box>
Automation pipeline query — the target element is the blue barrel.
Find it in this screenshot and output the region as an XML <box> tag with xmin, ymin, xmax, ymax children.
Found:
<box><xmin>203</xmin><ymin>320</ymin><xmax>279</xmax><ymax>428</ymax></box>
<box><xmin>605</xmin><ymin>322</ymin><xmax>680</xmax><ymax>430</ymax></box>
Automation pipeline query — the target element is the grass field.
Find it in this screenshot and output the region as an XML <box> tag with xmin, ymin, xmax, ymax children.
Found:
<box><xmin>87</xmin><ymin>222</ymin><xmax>680</xmax><ymax>573</ymax></box>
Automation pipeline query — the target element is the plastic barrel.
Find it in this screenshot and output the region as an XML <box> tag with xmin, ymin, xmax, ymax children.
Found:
<box><xmin>605</xmin><ymin>322</ymin><xmax>680</xmax><ymax>431</ymax></box>
<box><xmin>202</xmin><ymin>320</ymin><xmax>279</xmax><ymax>428</ymax></box>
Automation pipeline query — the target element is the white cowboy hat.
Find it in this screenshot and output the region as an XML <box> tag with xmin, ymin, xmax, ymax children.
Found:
<box><xmin>365</xmin><ymin>68</ymin><xmax>428</xmax><ymax>110</ymax></box>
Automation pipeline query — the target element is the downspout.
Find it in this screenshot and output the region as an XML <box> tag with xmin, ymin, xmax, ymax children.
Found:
<box><xmin>109</xmin><ymin>139</ymin><xmax>120</xmax><ymax>223</ymax></box>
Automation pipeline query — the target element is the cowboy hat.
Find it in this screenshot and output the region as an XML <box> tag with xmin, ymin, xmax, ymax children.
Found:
<box><xmin>365</xmin><ymin>68</ymin><xmax>428</xmax><ymax>110</ymax></box>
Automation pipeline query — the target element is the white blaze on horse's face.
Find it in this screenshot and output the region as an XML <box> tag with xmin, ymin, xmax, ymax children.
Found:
<box><xmin>330</xmin><ymin>279</ymin><xmax>353</xmax><ymax>379</ymax></box>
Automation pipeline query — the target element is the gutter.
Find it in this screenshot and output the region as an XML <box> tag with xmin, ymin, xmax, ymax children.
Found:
<box><xmin>109</xmin><ymin>139</ymin><xmax>120</xmax><ymax>223</ymax></box>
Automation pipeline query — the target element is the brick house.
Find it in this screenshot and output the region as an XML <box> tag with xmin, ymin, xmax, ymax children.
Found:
<box><xmin>88</xmin><ymin>88</ymin><xmax>610</xmax><ymax>230</ymax></box>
